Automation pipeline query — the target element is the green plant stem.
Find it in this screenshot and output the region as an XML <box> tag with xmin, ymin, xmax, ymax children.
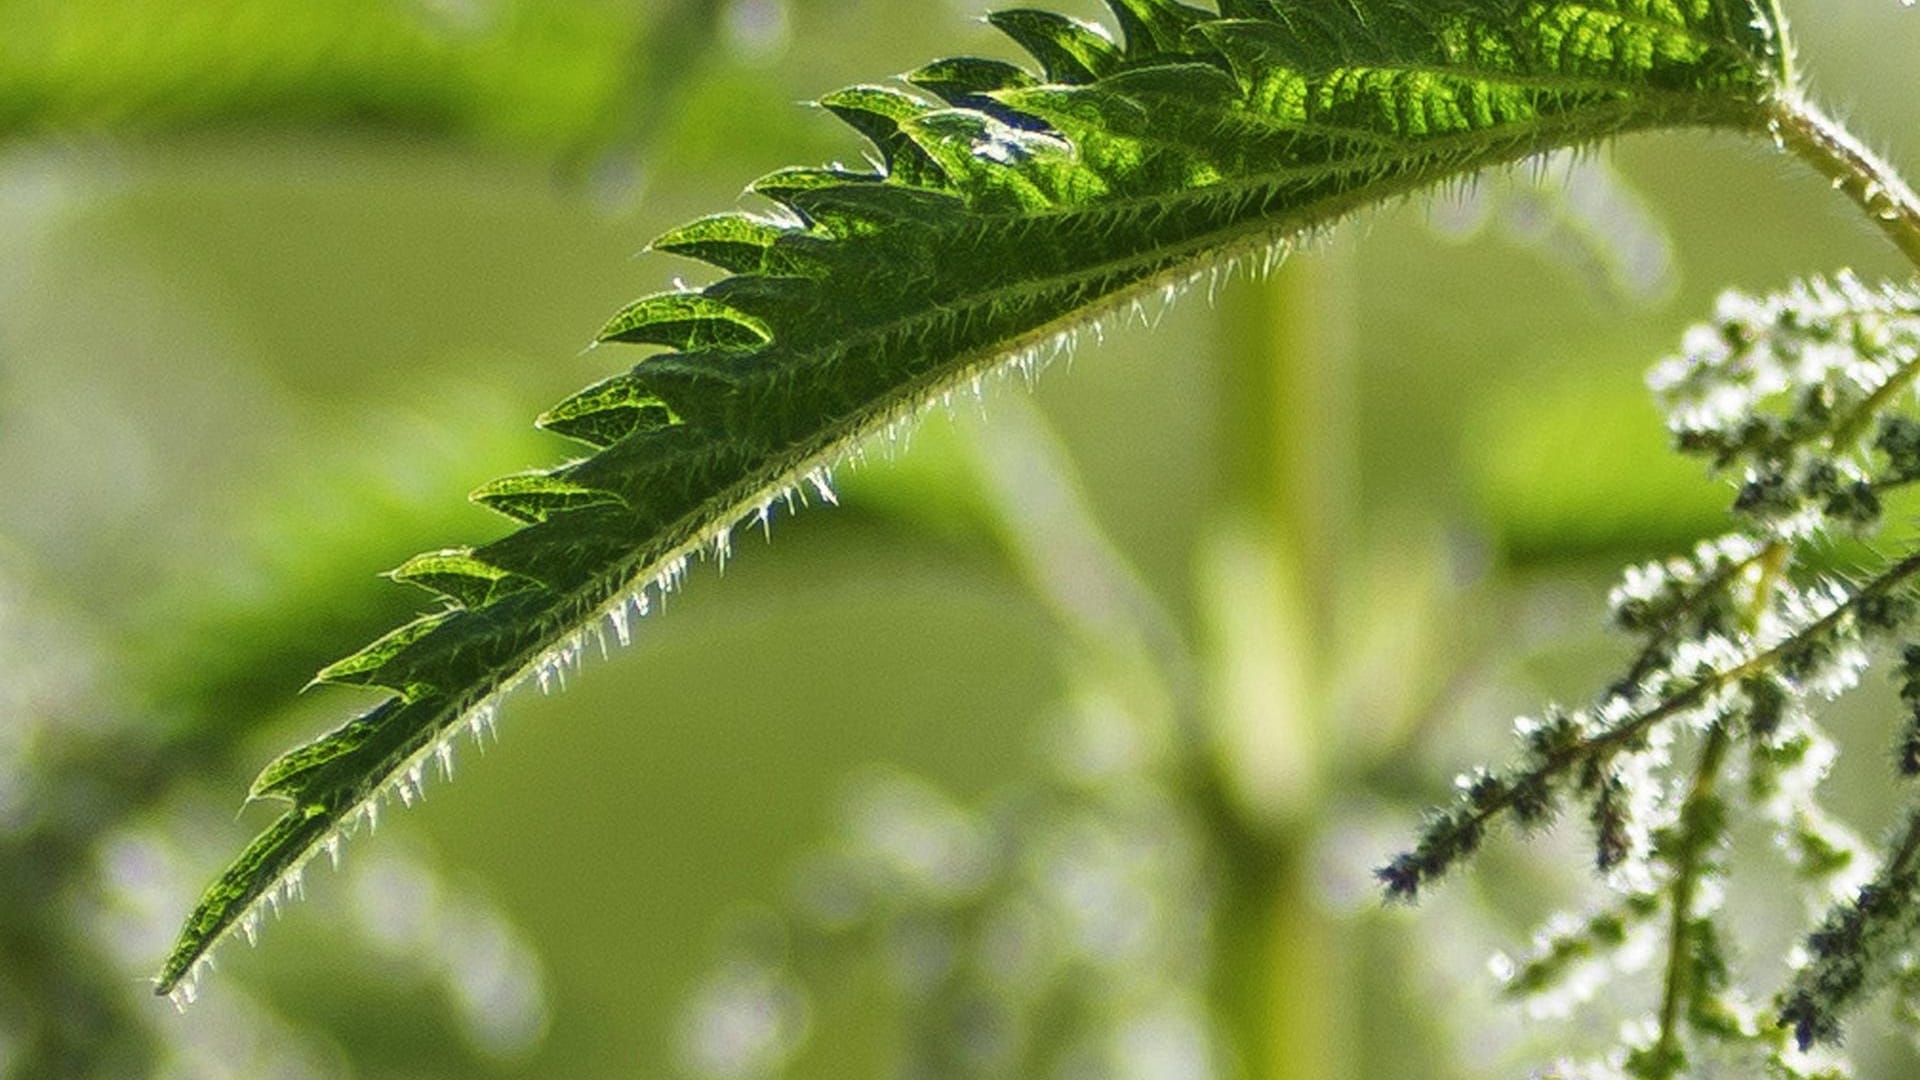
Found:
<box><xmin>1649</xmin><ymin>722</ymin><xmax>1733</xmax><ymax>1077</ymax></box>
<box><xmin>1646</xmin><ymin>540</ymin><xmax>1782</xmax><ymax>1073</ymax></box>
<box><xmin>1205</xmin><ymin>256</ymin><xmax>1357</xmax><ymax>1080</ymax></box>
<box><xmin>1765</xmin><ymin>0</ymin><xmax>1796</xmax><ymax>88</ymax></box>
<box><xmin>1773</xmin><ymin>96</ymin><xmax>1920</xmax><ymax>275</ymax></box>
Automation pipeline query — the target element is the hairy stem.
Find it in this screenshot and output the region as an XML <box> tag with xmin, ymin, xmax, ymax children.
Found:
<box><xmin>1764</xmin><ymin>0</ymin><xmax>1796</xmax><ymax>89</ymax></box>
<box><xmin>1650</xmin><ymin>722</ymin><xmax>1733</xmax><ymax>1076</ymax></box>
<box><xmin>1617</xmin><ymin>542</ymin><xmax>1775</xmax><ymax>694</ymax></box>
<box><xmin>1463</xmin><ymin>548</ymin><xmax>1920</xmax><ymax>842</ymax></box>
<box><xmin>1773</xmin><ymin>95</ymin><xmax>1920</xmax><ymax>274</ymax></box>
<box><xmin>1647</xmin><ymin>538</ymin><xmax>1781</xmax><ymax>1072</ymax></box>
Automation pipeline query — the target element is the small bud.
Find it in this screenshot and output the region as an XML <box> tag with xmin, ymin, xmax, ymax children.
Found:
<box><xmin>1744</xmin><ymin>675</ymin><xmax>1788</xmax><ymax>738</ymax></box>
<box><xmin>1900</xmin><ymin>707</ymin><xmax>1920</xmax><ymax>777</ymax></box>
<box><xmin>1590</xmin><ymin>775</ymin><xmax>1632</xmax><ymax>872</ymax></box>
<box><xmin>1376</xmin><ymin>855</ymin><xmax>1423</xmax><ymax>903</ymax></box>
<box><xmin>1734</xmin><ymin>467</ymin><xmax>1795</xmax><ymax>518</ymax></box>
<box><xmin>1877</xmin><ymin>415</ymin><xmax>1920</xmax><ymax>479</ymax></box>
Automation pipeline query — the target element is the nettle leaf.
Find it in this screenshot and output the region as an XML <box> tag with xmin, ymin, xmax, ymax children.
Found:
<box><xmin>158</xmin><ymin>0</ymin><xmax>1788</xmax><ymax>1000</ymax></box>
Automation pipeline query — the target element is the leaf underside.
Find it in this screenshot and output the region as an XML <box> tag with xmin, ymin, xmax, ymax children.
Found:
<box><xmin>158</xmin><ymin>0</ymin><xmax>1783</xmax><ymax>995</ymax></box>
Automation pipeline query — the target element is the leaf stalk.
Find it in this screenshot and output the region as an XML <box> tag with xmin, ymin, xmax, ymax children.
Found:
<box><xmin>1774</xmin><ymin>96</ymin><xmax>1920</xmax><ymax>275</ymax></box>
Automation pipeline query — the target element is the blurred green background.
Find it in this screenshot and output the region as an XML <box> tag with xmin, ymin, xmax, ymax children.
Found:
<box><xmin>3</xmin><ymin>2</ymin><xmax>1920</xmax><ymax>1077</ymax></box>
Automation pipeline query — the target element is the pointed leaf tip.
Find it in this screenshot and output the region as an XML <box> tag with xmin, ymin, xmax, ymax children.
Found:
<box><xmin>1101</xmin><ymin>0</ymin><xmax>1211</xmax><ymax>56</ymax></box>
<box><xmin>905</xmin><ymin>56</ymin><xmax>1039</xmax><ymax>103</ymax></box>
<box><xmin>818</xmin><ymin>85</ymin><xmax>950</xmax><ymax>187</ymax></box>
<box><xmin>535</xmin><ymin>372</ymin><xmax>682</xmax><ymax>449</ymax></box>
<box><xmin>155</xmin><ymin>805</ymin><xmax>334</xmax><ymax>995</ymax></box>
<box><xmin>470</xmin><ymin>472</ymin><xmax>628</xmax><ymax>524</ymax></box>
<box><xmin>986</xmin><ymin>9</ymin><xmax>1122</xmax><ymax>84</ymax></box>
<box><xmin>388</xmin><ymin>548</ymin><xmax>534</xmax><ymax>608</ymax></box>
<box><xmin>649</xmin><ymin>213</ymin><xmax>788</xmax><ymax>275</ymax></box>
<box><xmin>249</xmin><ymin>704</ymin><xmax>396</xmax><ymax>801</ymax></box>
<box><xmin>310</xmin><ymin>611</ymin><xmax>458</xmax><ymax>693</ymax></box>
<box><xmin>596</xmin><ymin>292</ymin><xmax>774</xmax><ymax>351</ymax></box>
<box><xmin>748</xmin><ymin>166</ymin><xmax>884</xmax><ymax>210</ymax></box>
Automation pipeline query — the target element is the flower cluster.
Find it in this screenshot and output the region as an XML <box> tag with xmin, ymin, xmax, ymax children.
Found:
<box><xmin>1652</xmin><ymin>273</ymin><xmax>1920</xmax><ymax>534</ymax></box>
<box><xmin>1387</xmin><ymin>277</ymin><xmax>1920</xmax><ymax>1077</ymax></box>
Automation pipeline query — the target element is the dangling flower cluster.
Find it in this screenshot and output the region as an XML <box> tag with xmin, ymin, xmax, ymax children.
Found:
<box><xmin>1386</xmin><ymin>277</ymin><xmax>1920</xmax><ymax>1077</ymax></box>
<box><xmin>1897</xmin><ymin>647</ymin><xmax>1920</xmax><ymax>776</ymax></box>
<box><xmin>1778</xmin><ymin>810</ymin><xmax>1920</xmax><ymax>1053</ymax></box>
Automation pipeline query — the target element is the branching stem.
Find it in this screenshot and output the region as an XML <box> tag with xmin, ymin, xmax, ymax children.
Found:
<box><xmin>1618</xmin><ymin>542</ymin><xmax>1777</xmax><ymax>693</ymax></box>
<box><xmin>1647</xmin><ymin>540</ymin><xmax>1781</xmax><ymax>1072</ymax></box>
<box><xmin>1464</xmin><ymin>548</ymin><xmax>1920</xmax><ymax>841</ymax></box>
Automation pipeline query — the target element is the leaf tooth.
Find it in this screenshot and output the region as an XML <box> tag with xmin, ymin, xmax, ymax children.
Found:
<box><xmin>564</xmin><ymin>399</ymin><xmax>759</xmax><ymax>510</ymax></box>
<box><xmin>595</xmin><ymin>291</ymin><xmax>774</xmax><ymax>351</ymax></box>
<box><xmin>471</xmin><ymin>504</ymin><xmax>638</xmax><ymax>592</ymax></box>
<box><xmin>387</xmin><ymin>548</ymin><xmax>535</xmax><ymax>608</ymax></box>
<box><xmin>619</xmin><ymin>353</ymin><xmax>752</xmax><ymax>424</ymax></box>
<box><xmin>1100</xmin><ymin>0</ymin><xmax>1211</xmax><ymax>57</ymax></box>
<box><xmin>819</xmin><ymin>84</ymin><xmax>927</xmax><ymax>125</ymax></box>
<box><xmin>985</xmin><ymin>9</ymin><xmax>1123</xmax><ymax>84</ymax></box>
<box><xmin>535</xmin><ymin>371</ymin><xmax>682</xmax><ymax>449</ymax></box>
<box><xmin>469</xmin><ymin>472</ymin><xmax>628</xmax><ymax>524</ymax></box>
<box><xmin>895</xmin><ymin>109</ymin><xmax>1076</xmax><ymax>212</ymax></box>
<box><xmin>905</xmin><ymin>57</ymin><xmax>1039</xmax><ymax>104</ymax></box>
<box><xmin>905</xmin><ymin>57</ymin><xmax>1054</xmax><ymax>134</ymax></box>
<box><xmin>249</xmin><ymin>702</ymin><xmax>397</xmax><ymax>802</ymax></box>
<box><xmin>309</xmin><ymin>612</ymin><xmax>459</xmax><ymax>694</ymax></box>
<box><xmin>748</xmin><ymin>165</ymin><xmax>883</xmax><ymax>211</ymax></box>
<box><xmin>817</xmin><ymin>84</ymin><xmax>951</xmax><ymax>188</ymax></box>
<box><xmin>648</xmin><ymin>213</ymin><xmax>788</xmax><ymax>274</ymax></box>
<box><xmin>776</xmin><ymin>179</ymin><xmax>972</xmax><ymax>237</ymax></box>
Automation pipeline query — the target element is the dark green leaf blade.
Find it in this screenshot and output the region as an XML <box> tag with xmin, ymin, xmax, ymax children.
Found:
<box><xmin>158</xmin><ymin>0</ymin><xmax>1789</xmax><ymax>998</ymax></box>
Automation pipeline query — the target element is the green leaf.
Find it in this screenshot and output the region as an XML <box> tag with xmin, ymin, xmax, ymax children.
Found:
<box><xmin>986</xmin><ymin>10</ymin><xmax>1125</xmax><ymax>84</ymax></box>
<box><xmin>159</xmin><ymin>0</ymin><xmax>1789</xmax><ymax>996</ymax></box>
<box><xmin>905</xmin><ymin>57</ymin><xmax>1039</xmax><ymax>105</ymax></box>
<box><xmin>818</xmin><ymin>86</ymin><xmax>949</xmax><ymax>188</ymax></box>
<box><xmin>249</xmin><ymin>704</ymin><xmax>395</xmax><ymax>802</ymax></box>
